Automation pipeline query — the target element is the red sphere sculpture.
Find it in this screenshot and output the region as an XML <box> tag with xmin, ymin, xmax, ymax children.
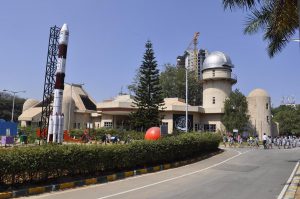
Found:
<box><xmin>145</xmin><ymin>127</ymin><xmax>161</xmax><ymax>140</ymax></box>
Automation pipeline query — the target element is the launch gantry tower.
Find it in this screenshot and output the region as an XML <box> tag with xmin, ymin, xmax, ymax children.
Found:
<box><xmin>39</xmin><ymin>26</ymin><xmax>61</xmax><ymax>140</ymax></box>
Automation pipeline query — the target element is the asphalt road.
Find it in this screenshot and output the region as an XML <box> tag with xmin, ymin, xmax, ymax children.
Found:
<box><xmin>25</xmin><ymin>147</ymin><xmax>300</xmax><ymax>199</ymax></box>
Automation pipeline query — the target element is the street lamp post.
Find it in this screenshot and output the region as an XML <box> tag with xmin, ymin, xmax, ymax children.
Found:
<box><xmin>184</xmin><ymin>54</ymin><xmax>189</xmax><ymax>133</ymax></box>
<box><xmin>2</xmin><ymin>89</ymin><xmax>26</xmax><ymax>122</ymax></box>
<box><xmin>177</xmin><ymin>55</ymin><xmax>189</xmax><ymax>133</ymax></box>
<box><xmin>185</xmin><ymin>61</ymin><xmax>188</xmax><ymax>133</ymax></box>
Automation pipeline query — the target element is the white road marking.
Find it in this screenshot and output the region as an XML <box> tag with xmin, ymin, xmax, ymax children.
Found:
<box><xmin>97</xmin><ymin>149</ymin><xmax>251</xmax><ymax>199</ymax></box>
<box><xmin>277</xmin><ymin>161</ymin><xmax>299</xmax><ymax>199</ymax></box>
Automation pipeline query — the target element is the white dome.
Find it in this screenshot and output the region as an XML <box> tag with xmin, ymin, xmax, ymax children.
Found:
<box><xmin>248</xmin><ymin>88</ymin><xmax>270</xmax><ymax>97</ymax></box>
<box><xmin>23</xmin><ymin>99</ymin><xmax>39</xmax><ymax>112</ymax></box>
<box><xmin>203</xmin><ymin>51</ymin><xmax>234</xmax><ymax>70</ymax></box>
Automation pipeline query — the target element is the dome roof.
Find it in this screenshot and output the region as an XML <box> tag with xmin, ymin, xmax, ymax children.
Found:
<box><xmin>23</xmin><ymin>99</ymin><xmax>39</xmax><ymax>112</ymax></box>
<box><xmin>203</xmin><ymin>51</ymin><xmax>234</xmax><ymax>70</ymax></box>
<box><xmin>248</xmin><ymin>88</ymin><xmax>270</xmax><ymax>97</ymax></box>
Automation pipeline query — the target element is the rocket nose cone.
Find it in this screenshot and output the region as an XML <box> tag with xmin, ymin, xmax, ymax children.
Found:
<box><xmin>61</xmin><ymin>23</ymin><xmax>69</xmax><ymax>32</ymax></box>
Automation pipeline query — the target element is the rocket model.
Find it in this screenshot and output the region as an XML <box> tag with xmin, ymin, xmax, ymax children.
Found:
<box><xmin>47</xmin><ymin>24</ymin><xmax>69</xmax><ymax>143</ymax></box>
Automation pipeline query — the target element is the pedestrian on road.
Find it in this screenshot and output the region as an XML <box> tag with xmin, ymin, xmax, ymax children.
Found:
<box><xmin>283</xmin><ymin>136</ymin><xmax>287</xmax><ymax>149</ymax></box>
<box><xmin>254</xmin><ymin>136</ymin><xmax>259</xmax><ymax>148</ymax></box>
<box><xmin>223</xmin><ymin>134</ymin><xmax>227</xmax><ymax>147</ymax></box>
<box><xmin>277</xmin><ymin>136</ymin><xmax>281</xmax><ymax>149</ymax></box>
<box><xmin>262</xmin><ymin>133</ymin><xmax>268</xmax><ymax>149</ymax></box>
<box><xmin>267</xmin><ymin>136</ymin><xmax>273</xmax><ymax>149</ymax></box>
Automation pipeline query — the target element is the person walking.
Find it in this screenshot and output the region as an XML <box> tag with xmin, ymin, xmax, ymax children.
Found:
<box><xmin>267</xmin><ymin>136</ymin><xmax>273</xmax><ymax>149</ymax></box>
<box><xmin>262</xmin><ymin>133</ymin><xmax>268</xmax><ymax>149</ymax></box>
<box><xmin>223</xmin><ymin>134</ymin><xmax>227</xmax><ymax>147</ymax></box>
<box><xmin>277</xmin><ymin>136</ymin><xmax>281</xmax><ymax>149</ymax></box>
<box><xmin>283</xmin><ymin>136</ymin><xmax>287</xmax><ymax>149</ymax></box>
<box><xmin>254</xmin><ymin>136</ymin><xmax>260</xmax><ymax>148</ymax></box>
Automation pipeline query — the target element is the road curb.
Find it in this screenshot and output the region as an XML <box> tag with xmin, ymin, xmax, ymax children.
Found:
<box><xmin>283</xmin><ymin>161</ymin><xmax>300</xmax><ymax>199</ymax></box>
<box><xmin>0</xmin><ymin>150</ymin><xmax>221</xmax><ymax>198</ymax></box>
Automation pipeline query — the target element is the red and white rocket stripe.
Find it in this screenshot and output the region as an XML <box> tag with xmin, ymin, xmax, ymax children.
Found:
<box><xmin>47</xmin><ymin>24</ymin><xmax>69</xmax><ymax>143</ymax></box>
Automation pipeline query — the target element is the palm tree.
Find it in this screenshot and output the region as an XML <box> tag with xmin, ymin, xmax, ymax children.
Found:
<box><xmin>223</xmin><ymin>0</ymin><xmax>299</xmax><ymax>57</ymax></box>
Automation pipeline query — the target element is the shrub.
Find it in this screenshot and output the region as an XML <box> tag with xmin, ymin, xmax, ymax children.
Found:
<box><xmin>0</xmin><ymin>133</ymin><xmax>221</xmax><ymax>187</ymax></box>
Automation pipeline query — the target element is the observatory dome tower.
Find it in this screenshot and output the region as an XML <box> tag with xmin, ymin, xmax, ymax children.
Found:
<box><xmin>201</xmin><ymin>51</ymin><xmax>237</xmax><ymax>110</ymax></box>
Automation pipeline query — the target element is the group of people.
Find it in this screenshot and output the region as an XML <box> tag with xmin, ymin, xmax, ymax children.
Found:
<box><xmin>223</xmin><ymin>134</ymin><xmax>252</xmax><ymax>147</ymax></box>
<box><xmin>101</xmin><ymin>134</ymin><xmax>120</xmax><ymax>144</ymax></box>
<box><xmin>222</xmin><ymin>133</ymin><xmax>300</xmax><ymax>149</ymax></box>
<box><xmin>100</xmin><ymin>134</ymin><xmax>132</xmax><ymax>144</ymax></box>
<box><xmin>262</xmin><ymin>133</ymin><xmax>300</xmax><ymax>149</ymax></box>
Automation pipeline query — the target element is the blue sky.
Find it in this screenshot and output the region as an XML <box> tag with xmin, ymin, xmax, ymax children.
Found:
<box><xmin>0</xmin><ymin>0</ymin><xmax>299</xmax><ymax>107</ymax></box>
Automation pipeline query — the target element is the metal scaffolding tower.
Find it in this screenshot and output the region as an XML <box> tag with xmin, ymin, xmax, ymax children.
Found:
<box><xmin>39</xmin><ymin>26</ymin><xmax>60</xmax><ymax>140</ymax></box>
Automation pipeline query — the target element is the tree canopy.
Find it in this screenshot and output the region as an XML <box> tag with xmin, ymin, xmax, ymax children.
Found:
<box><xmin>159</xmin><ymin>64</ymin><xmax>202</xmax><ymax>106</ymax></box>
<box><xmin>129</xmin><ymin>41</ymin><xmax>165</xmax><ymax>131</ymax></box>
<box><xmin>0</xmin><ymin>92</ymin><xmax>25</xmax><ymax>121</ymax></box>
<box><xmin>221</xmin><ymin>89</ymin><xmax>250</xmax><ymax>133</ymax></box>
<box><xmin>272</xmin><ymin>104</ymin><xmax>300</xmax><ymax>135</ymax></box>
<box><xmin>223</xmin><ymin>0</ymin><xmax>299</xmax><ymax>57</ymax></box>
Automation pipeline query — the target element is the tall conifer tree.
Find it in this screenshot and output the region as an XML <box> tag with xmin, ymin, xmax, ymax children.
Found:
<box><xmin>130</xmin><ymin>41</ymin><xmax>164</xmax><ymax>131</ymax></box>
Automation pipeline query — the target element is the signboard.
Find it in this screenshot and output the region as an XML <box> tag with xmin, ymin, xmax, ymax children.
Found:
<box><xmin>173</xmin><ymin>114</ymin><xmax>193</xmax><ymax>132</ymax></box>
<box><xmin>0</xmin><ymin>120</ymin><xmax>17</xmax><ymax>136</ymax></box>
<box><xmin>233</xmin><ymin>129</ymin><xmax>238</xmax><ymax>133</ymax></box>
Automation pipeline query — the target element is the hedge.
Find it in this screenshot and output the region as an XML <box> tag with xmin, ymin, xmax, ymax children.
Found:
<box><xmin>0</xmin><ymin>133</ymin><xmax>221</xmax><ymax>188</ymax></box>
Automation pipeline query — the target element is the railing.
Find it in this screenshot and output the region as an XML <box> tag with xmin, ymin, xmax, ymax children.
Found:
<box><xmin>202</xmin><ymin>71</ymin><xmax>237</xmax><ymax>83</ymax></box>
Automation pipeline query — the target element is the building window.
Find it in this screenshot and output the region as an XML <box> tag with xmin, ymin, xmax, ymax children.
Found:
<box><xmin>267</xmin><ymin>116</ymin><xmax>269</xmax><ymax>123</ymax></box>
<box><xmin>77</xmin><ymin>123</ymin><xmax>81</xmax><ymax>129</ymax></box>
<box><xmin>104</xmin><ymin>122</ymin><xmax>113</xmax><ymax>128</ymax></box>
<box><xmin>198</xmin><ymin>124</ymin><xmax>204</xmax><ymax>131</ymax></box>
<box><xmin>97</xmin><ymin>123</ymin><xmax>100</xmax><ymax>128</ymax></box>
<box><xmin>213</xmin><ymin>97</ymin><xmax>216</xmax><ymax>104</ymax></box>
<box><xmin>161</xmin><ymin>122</ymin><xmax>168</xmax><ymax>135</ymax></box>
<box><xmin>266</xmin><ymin>103</ymin><xmax>269</xmax><ymax>109</ymax></box>
<box><xmin>73</xmin><ymin>123</ymin><xmax>76</xmax><ymax>129</ymax></box>
<box><xmin>195</xmin><ymin>123</ymin><xmax>198</xmax><ymax>131</ymax></box>
<box><xmin>204</xmin><ymin>124</ymin><xmax>216</xmax><ymax>132</ymax></box>
<box><xmin>210</xmin><ymin>124</ymin><xmax>216</xmax><ymax>132</ymax></box>
<box><xmin>212</xmin><ymin>70</ymin><xmax>215</xmax><ymax>77</ymax></box>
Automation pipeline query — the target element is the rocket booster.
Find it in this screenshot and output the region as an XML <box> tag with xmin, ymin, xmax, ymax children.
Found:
<box><xmin>48</xmin><ymin>24</ymin><xmax>69</xmax><ymax>143</ymax></box>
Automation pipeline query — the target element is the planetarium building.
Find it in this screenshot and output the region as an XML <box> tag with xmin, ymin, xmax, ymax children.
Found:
<box><xmin>19</xmin><ymin>51</ymin><xmax>278</xmax><ymax>139</ymax></box>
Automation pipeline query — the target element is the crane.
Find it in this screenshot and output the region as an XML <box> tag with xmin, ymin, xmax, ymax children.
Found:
<box><xmin>185</xmin><ymin>32</ymin><xmax>200</xmax><ymax>75</ymax></box>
